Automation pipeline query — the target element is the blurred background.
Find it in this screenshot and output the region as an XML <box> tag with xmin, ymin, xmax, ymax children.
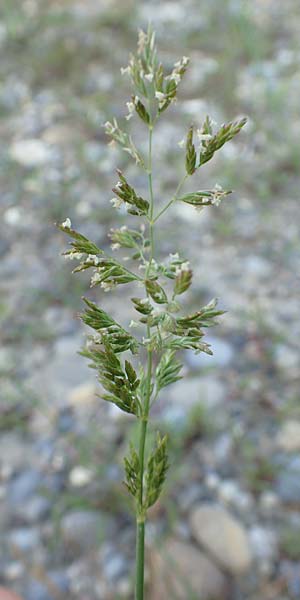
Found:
<box><xmin>0</xmin><ymin>0</ymin><xmax>300</xmax><ymax>598</ymax></box>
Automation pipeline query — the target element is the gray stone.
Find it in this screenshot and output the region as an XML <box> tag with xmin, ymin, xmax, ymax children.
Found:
<box><xmin>23</xmin><ymin>572</ymin><xmax>69</xmax><ymax>600</ymax></box>
<box><xmin>161</xmin><ymin>375</ymin><xmax>224</xmax><ymax>413</ymax></box>
<box><xmin>0</xmin><ymin>434</ymin><xmax>35</xmax><ymax>474</ymax></box>
<box><xmin>281</xmin><ymin>561</ymin><xmax>300</xmax><ymax>598</ymax></box>
<box><xmin>276</xmin><ymin>421</ymin><xmax>300</xmax><ymax>452</ymax></box>
<box><xmin>27</xmin><ymin>335</ymin><xmax>93</xmax><ymax>408</ymax></box>
<box><xmin>10</xmin><ymin>139</ymin><xmax>53</xmax><ymax>167</ymax></box>
<box><xmin>150</xmin><ymin>538</ymin><xmax>227</xmax><ymax>600</ymax></box>
<box><xmin>60</xmin><ymin>510</ymin><xmax>112</xmax><ymax>552</ymax></box>
<box><xmin>185</xmin><ymin>336</ymin><xmax>234</xmax><ymax>369</ymax></box>
<box><xmin>217</xmin><ymin>480</ymin><xmax>254</xmax><ymax>512</ymax></box>
<box><xmin>8</xmin><ymin>470</ymin><xmax>41</xmax><ymax>505</ymax></box>
<box><xmin>276</xmin><ymin>457</ymin><xmax>300</xmax><ymax>504</ymax></box>
<box><xmin>15</xmin><ymin>495</ymin><xmax>51</xmax><ymax>523</ymax></box>
<box><xmin>102</xmin><ymin>550</ymin><xmax>127</xmax><ymax>583</ymax></box>
<box><xmin>8</xmin><ymin>528</ymin><xmax>40</xmax><ymax>552</ymax></box>
<box><xmin>190</xmin><ymin>503</ymin><xmax>252</xmax><ymax>575</ymax></box>
<box><xmin>274</xmin><ymin>344</ymin><xmax>299</xmax><ymax>371</ymax></box>
<box><xmin>248</xmin><ymin>526</ymin><xmax>278</xmax><ymax>562</ymax></box>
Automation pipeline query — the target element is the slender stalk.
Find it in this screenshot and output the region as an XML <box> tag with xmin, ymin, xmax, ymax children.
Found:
<box><xmin>135</xmin><ymin>124</ymin><xmax>155</xmax><ymax>600</ymax></box>
<box><xmin>135</xmin><ymin>520</ymin><xmax>145</xmax><ymax>598</ymax></box>
<box><xmin>153</xmin><ymin>173</ymin><xmax>188</xmax><ymax>223</ymax></box>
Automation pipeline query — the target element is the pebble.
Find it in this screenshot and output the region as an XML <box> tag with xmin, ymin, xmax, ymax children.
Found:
<box><xmin>101</xmin><ymin>549</ymin><xmax>128</xmax><ymax>583</ymax></box>
<box><xmin>69</xmin><ymin>466</ymin><xmax>94</xmax><ymax>487</ymax></box>
<box><xmin>276</xmin><ymin>420</ymin><xmax>300</xmax><ymax>452</ymax></box>
<box><xmin>150</xmin><ymin>537</ymin><xmax>227</xmax><ymax>600</ymax></box>
<box><xmin>276</xmin><ymin>457</ymin><xmax>300</xmax><ymax>504</ymax></box>
<box><xmin>8</xmin><ymin>528</ymin><xmax>40</xmax><ymax>552</ymax></box>
<box><xmin>248</xmin><ymin>526</ymin><xmax>278</xmax><ymax>562</ymax></box>
<box><xmin>162</xmin><ymin>375</ymin><xmax>224</xmax><ymax>413</ymax></box>
<box><xmin>68</xmin><ymin>382</ymin><xmax>97</xmax><ymax>408</ymax></box>
<box><xmin>217</xmin><ymin>479</ymin><xmax>254</xmax><ymax>512</ymax></box>
<box><xmin>8</xmin><ymin>470</ymin><xmax>41</xmax><ymax>505</ymax></box>
<box><xmin>23</xmin><ymin>573</ymin><xmax>69</xmax><ymax>600</ymax></box>
<box><xmin>281</xmin><ymin>561</ymin><xmax>300</xmax><ymax>597</ymax></box>
<box><xmin>14</xmin><ymin>495</ymin><xmax>51</xmax><ymax>524</ymax></box>
<box><xmin>60</xmin><ymin>510</ymin><xmax>113</xmax><ymax>552</ymax></box>
<box><xmin>190</xmin><ymin>503</ymin><xmax>252</xmax><ymax>574</ymax></box>
<box><xmin>259</xmin><ymin>491</ymin><xmax>280</xmax><ymax>514</ymax></box>
<box><xmin>9</xmin><ymin>139</ymin><xmax>53</xmax><ymax>167</ymax></box>
<box><xmin>275</xmin><ymin>344</ymin><xmax>299</xmax><ymax>372</ymax></box>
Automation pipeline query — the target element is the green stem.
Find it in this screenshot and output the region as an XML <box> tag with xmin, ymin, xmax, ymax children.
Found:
<box><xmin>135</xmin><ymin>125</ymin><xmax>155</xmax><ymax>600</ymax></box>
<box><xmin>135</xmin><ymin>520</ymin><xmax>145</xmax><ymax>599</ymax></box>
<box><xmin>153</xmin><ymin>173</ymin><xmax>188</xmax><ymax>223</ymax></box>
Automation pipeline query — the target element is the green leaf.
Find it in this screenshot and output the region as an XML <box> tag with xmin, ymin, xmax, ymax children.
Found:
<box><xmin>156</xmin><ymin>350</ymin><xmax>183</xmax><ymax>392</ymax></box>
<box><xmin>145</xmin><ymin>433</ymin><xmax>169</xmax><ymax>508</ymax></box>
<box><xmin>145</xmin><ymin>279</ymin><xmax>168</xmax><ymax>304</ymax></box>
<box><xmin>185</xmin><ymin>126</ymin><xmax>197</xmax><ymax>175</ymax></box>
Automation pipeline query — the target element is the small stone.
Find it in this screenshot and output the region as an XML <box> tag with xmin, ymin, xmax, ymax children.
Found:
<box><xmin>217</xmin><ymin>480</ymin><xmax>253</xmax><ymax>512</ymax></box>
<box><xmin>10</xmin><ymin>139</ymin><xmax>52</xmax><ymax>167</ymax></box>
<box><xmin>60</xmin><ymin>510</ymin><xmax>112</xmax><ymax>552</ymax></box>
<box><xmin>276</xmin><ymin>457</ymin><xmax>300</xmax><ymax>504</ymax></box>
<box><xmin>102</xmin><ymin>550</ymin><xmax>127</xmax><ymax>583</ymax></box>
<box><xmin>69</xmin><ymin>466</ymin><xmax>94</xmax><ymax>487</ymax></box>
<box><xmin>281</xmin><ymin>561</ymin><xmax>300</xmax><ymax>598</ymax></box>
<box><xmin>190</xmin><ymin>503</ymin><xmax>252</xmax><ymax>574</ymax></box>
<box><xmin>8</xmin><ymin>470</ymin><xmax>41</xmax><ymax>505</ymax></box>
<box><xmin>161</xmin><ymin>375</ymin><xmax>224</xmax><ymax>414</ymax></box>
<box><xmin>178</xmin><ymin>483</ymin><xmax>203</xmax><ymax>512</ymax></box>
<box><xmin>259</xmin><ymin>491</ymin><xmax>279</xmax><ymax>514</ymax></box>
<box><xmin>0</xmin><ymin>434</ymin><xmax>35</xmax><ymax>474</ymax></box>
<box><xmin>275</xmin><ymin>344</ymin><xmax>299</xmax><ymax>371</ymax></box>
<box><xmin>248</xmin><ymin>526</ymin><xmax>278</xmax><ymax>562</ymax></box>
<box><xmin>150</xmin><ymin>538</ymin><xmax>227</xmax><ymax>600</ymax></box>
<box><xmin>3</xmin><ymin>207</ymin><xmax>24</xmax><ymax>227</ymax></box>
<box><xmin>15</xmin><ymin>495</ymin><xmax>51</xmax><ymax>523</ymax></box>
<box><xmin>8</xmin><ymin>528</ymin><xmax>40</xmax><ymax>552</ymax></box>
<box><xmin>277</xmin><ymin>421</ymin><xmax>300</xmax><ymax>452</ymax></box>
<box><xmin>68</xmin><ymin>382</ymin><xmax>97</xmax><ymax>408</ymax></box>
<box><xmin>205</xmin><ymin>472</ymin><xmax>221</xmax><ymax>491</ymax></box>
<box><xmin>213</xmin><ymin>433</ymin><xmax>233</xmax><ymax>465</ymax></box>
<box><xmin>2</xmin><ymin>562</ymin><xmax>24</xmax><ymax>581</ymax></box>
<box><xmin>23</xmin><ymin>574</ymin><xmax>69</xmax><ymax>600</ymax></box>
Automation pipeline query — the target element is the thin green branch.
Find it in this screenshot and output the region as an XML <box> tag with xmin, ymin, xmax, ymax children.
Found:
<box><xmin>153</xmin><ymin>173</ymin><xmax>188</xmax><ymax>223</ymax></box>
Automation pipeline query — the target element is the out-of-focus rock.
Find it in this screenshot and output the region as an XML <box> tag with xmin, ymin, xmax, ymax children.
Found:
<box><xmin>190</xmin><ymin>503</ymin><xmax>252</xmax><ymax>574</ymax></box>
<box><xmin>276</xmin><ymin>421</ymin><xmax>300</xmax><ymax>452</ymax></box>
<box><xmin>149</xmin><ymin>538</ymin><xmax>227</xmax><ymax>600</ymax></box>
<box><xmin>9</xmin><ymin>139</ymin><xmax>53</xmax><ymax>167</ymax></box>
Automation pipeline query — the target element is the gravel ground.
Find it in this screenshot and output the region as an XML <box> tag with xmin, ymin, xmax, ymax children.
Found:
<box><xmin>0</xmin><ymin>1</ymin><xmax>300</xmax><ymax>598</ymax></box>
